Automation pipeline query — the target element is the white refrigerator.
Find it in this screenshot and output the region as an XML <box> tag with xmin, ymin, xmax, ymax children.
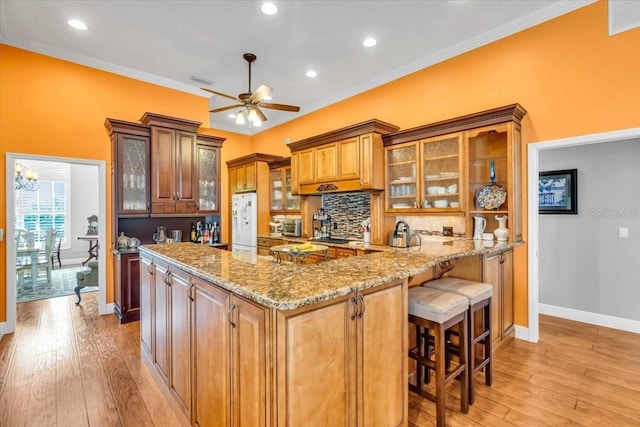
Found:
<box><xmin>232</xmin><ymin>193</ymin><xmax>258</xmax><ymax>254</ymax></box>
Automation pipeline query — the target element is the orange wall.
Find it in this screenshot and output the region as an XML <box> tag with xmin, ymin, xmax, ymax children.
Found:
<box><xmin>252</xmin><ymin>1</ymin><xmax>640</xmax><ymax>327</ymax></box>
<box><xmin>1</xmin><ymin>1</ymin><xmax>639</xmax><ymax>326</ymax></box>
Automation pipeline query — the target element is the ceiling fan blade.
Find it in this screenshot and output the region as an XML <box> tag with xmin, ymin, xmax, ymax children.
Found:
<box><xmin>208</xmin><ymin>104</ymin><xmax>243</xmax><ymax>113</ymax></box>
<box><xmin>201</xmin><ymin>88</ymin><xmax>238</xmax><ymax>101</ymax></box>
<box><xmin>250</xmin><ymin>84</ymin><xmax>272</xmax><ymax>103</ymax></box>
<box><xmin>254</xmin><ymin>106</ymin><xmax>268</xmax><ymax>122</ymax></box>
<box><xmin>259</xmin><ymin>102</ymin><xmax>300</xmax><ymax>112</ymax></box>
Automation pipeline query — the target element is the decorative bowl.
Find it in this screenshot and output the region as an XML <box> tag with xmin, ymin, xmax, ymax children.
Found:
<box><xmin>433</xmin><ymin>199</ymin><xmax>449</xmax><ymax>208</ymax></box>
<box><xmin>127</xmin><ymin>237</ymin><xmax>141</xmax><ymax>248</ymax></box>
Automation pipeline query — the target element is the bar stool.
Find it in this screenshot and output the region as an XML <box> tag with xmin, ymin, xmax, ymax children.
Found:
<box><xmin>408</xmin><ymin>286</ymin><xmax>469</xmax><ymax>427</ymax></box>
<box><xmin>424</xmin><ymin>277</ymin><xmax>493</xmax><ymax>404</ymax></box>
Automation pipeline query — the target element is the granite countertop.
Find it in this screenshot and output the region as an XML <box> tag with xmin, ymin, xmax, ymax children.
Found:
<box><xmin>139</xmin><ymin>238</ymin><xmax>518</xmax><ymax>311</ymax></box>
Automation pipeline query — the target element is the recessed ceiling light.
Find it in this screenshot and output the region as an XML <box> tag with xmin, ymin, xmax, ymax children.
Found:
<box><xmin>306</xmin><ymin>70</ymin><xmax>317</xmax><ymax>78</ymax></box>
<box><xmin>363</xmin><ymin>38</ymin><xmax>377</xmax><ymax>48</ymax></box>
<box><xmin>261</xmin><ymin>2</ymin><xmax>278</xmax><ymax>15</ymax></box>
<box><xmin>68</xmin><ymin>19</ymin><xmax>88</xmax><ymax>31</ymax></box>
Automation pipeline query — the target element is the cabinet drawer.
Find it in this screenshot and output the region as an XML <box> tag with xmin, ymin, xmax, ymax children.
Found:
<box><xmin>335</xmin><ymin>248</ymin><xmax>356</xmax><ymax>258</ymax></box>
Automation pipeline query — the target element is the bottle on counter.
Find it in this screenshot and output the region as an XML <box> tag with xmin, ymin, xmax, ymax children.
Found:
<box><xmin>203</xmin><ymin>223</ymin><xmax>210</xmax><ymax>244</ymax></box>
<box><xmin>212</xmin><ymin>222</ymin><xmax>220</xmax><ymax>244</ymax></box>
<box><xmin>195</xmin><ymin>221</ymin><xmax>202</xmax><ymax>243</ymax></box>
<box><xmin>190</xmin><ymin>223</ymin><xmax>197</xmax><ymax>243</ymax></box>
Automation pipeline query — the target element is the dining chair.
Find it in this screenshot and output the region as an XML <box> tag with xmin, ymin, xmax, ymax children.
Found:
<box><xmin>16</xmin><ymin>228</ymin><xmax>33</xmax><ymax>287</ymax></box>
<box><xmin>35</xmin><ymin>227</ymin><xmax>56</xmax><ymax>284</ymax></box>
<box><xmin>51</xmin><ymin>234</ymin><xmax>62</xmax><ymax>268</ymax></box>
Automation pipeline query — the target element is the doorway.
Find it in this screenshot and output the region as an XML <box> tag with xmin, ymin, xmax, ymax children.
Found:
<box><xmin>4</xmin><ymin>153</ymin><xmax>109</xmax><ymax>335</ymax></box>
<box><xmin>526</xmin><ymin>126</ymin><xmax>640</xmax><ymax>343</ymax></box>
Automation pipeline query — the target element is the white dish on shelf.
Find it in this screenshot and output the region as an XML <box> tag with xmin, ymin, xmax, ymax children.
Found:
<box><xmin>392</xmin><ymin>203</ymin><xmax>412</xmax><ymax>209</ymax></box>
<box><xmin>446</xmin><ymin>184</ymin><xmax>457</xmax><ymax>194</ymax></box>
<box><xmin>425</xmin><ymin>174</ymin><xmax>440</xmax><ymax>180</ymax></box>
<box><xmin>440</xmin><ymin>172</ymin><xmax>459</xmax><ymax>178</ymax></box>
<box><xmin>426</xmin><ymin>186</ymin><xmax>446</xmax><ymax>195</ymax></box>
<box><xmin>433</xmin><ymin>199</ymin><xmax>449</xmax><ymax>208</ymax></box>
<box><xmin>449</xmin><ymin>201</ymin><xmax>460</xmax><ymax>208</ymax></box>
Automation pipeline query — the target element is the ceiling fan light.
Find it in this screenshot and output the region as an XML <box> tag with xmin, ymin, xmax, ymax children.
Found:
<box><xmin>247</xmin><ymin>108</ymin><xmax>258</xmax><ymax>122</ymax></box>
<box><xmin>235</xmin><ymin>111</ymin><xmax>245</xmax><ymax>125</ymax></box>
<box><xmin>253</xmin><ymin>117</ymin><xmax>262</xmax><ymax>127</ymax></box>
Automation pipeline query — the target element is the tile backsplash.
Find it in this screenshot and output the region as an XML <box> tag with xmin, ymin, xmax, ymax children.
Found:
<box><xmin>322</xmin><ymin>192</ymin><xmax>371</xmax><ymax>239</ymax></box>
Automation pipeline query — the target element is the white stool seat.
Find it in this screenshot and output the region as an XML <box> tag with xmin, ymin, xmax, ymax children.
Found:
<box><xmin>424</xmin><ymin>277</ymin><xmax>492</xmax><ymax>305</ymax></box>
<box><xmin>409</xmin><ymin>286</ymin><xmax>469</xmax><ymax>323</ymax></box>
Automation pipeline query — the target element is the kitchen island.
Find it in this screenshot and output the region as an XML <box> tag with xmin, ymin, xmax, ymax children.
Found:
<box><xmin>139</xmin><ymin>240</ymin><xmax>518</xmax><ymax>426</ymax></box>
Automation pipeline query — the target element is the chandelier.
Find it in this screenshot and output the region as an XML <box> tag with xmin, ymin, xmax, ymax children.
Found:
<box><xmin>15</xmin><ymin>162</ymin><xmax>39</xmax><ymax>191</ymax></box>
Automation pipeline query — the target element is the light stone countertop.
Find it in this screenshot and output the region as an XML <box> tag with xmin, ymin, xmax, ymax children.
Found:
<box><xmin>139</xmin><ymin>239</ymin><xmax>519</xmax><ymax>311</ymax></box>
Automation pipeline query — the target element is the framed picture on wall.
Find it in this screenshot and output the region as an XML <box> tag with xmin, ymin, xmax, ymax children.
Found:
<box><xmin>538</xmin><ymin>169</ymin><xmax>577</xmax><ymax>214</ymax></box>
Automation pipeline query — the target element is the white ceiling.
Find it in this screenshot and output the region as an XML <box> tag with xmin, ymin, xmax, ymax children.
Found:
<box><xmin>0</xmin><ymin>0</ymin><xmax>593</xmax><ymax>135</ymax></box>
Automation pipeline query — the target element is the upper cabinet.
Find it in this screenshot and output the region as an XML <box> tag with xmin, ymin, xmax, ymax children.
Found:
<box><xmin>289</xmin><ymin>120</ymin><xmax>399</xmax><ymax>195</ymax></box>
<box><xmin>269</xmin><ymin>158</ymin><xmax>300</xmax><ymax>213</ymax></box>
<box><xmin>105</xmin><ymin>119</ymin><xmax>151</xmax><ymax>217</ymax></box>
<box><xmin>141</xmin><ymin>112</ymin><xmax>201</xmax><ymax>216</ymax></box>
<box><xmin>385</xmin><ymin>133</ymin><xmax>463</xmax><ymax>213</ymax></box>
<box><xmin>196</xmin><ymin>134</ymin><xmax>225</xmax><ymax>214</ymax></box>
<box><xmin>383</xmin><ymin>104</ymin><xmax>526</xmax><ymax>242</ymax></box>
<box><xmin>227</xmin><ymin>153</ymin><xmax>283</xmax><ymax>195</ymax></box>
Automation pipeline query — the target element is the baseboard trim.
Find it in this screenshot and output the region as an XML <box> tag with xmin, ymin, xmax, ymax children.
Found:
<box><xmin>514</xmin><ymin>325</ymin><xmax>534</xmax><ymax>342</ymax></box>
<box><xmin>0</xmin><ymin>321</ymin><xmax>9</xmax><ymax>338</ymax></box>
<box><xmin>539</xmin><ymin>303</ymin><xmax>640</xmax><ymax>334</ymax></box>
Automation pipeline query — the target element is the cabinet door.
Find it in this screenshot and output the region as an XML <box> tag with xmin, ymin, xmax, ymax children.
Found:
<box><xmin>297</xmin><ymin>149</ymin><xmax>315</xmax><ymax>184</ymax></box>
<box><xmin>197</xmin><ymin>144</ymin><xmax>220</xmax><ymax>213</ymax></box>
<box><xmin>151</xmin><ymin>127</ymin><xmax>176</xmax><ymax>212</ymax></box>
<box><xmin>315</xmin><ymin>143</ymin><xmax>338</xmax><ymax>182</ymax></box>
<box><xmin>500</xmin><ymin>250</ymin><xmax>514</xmax><ymax>339</ymax></box>
<box><xmin>116</xmin><ymin>133</ymin><xmax>150</xmax><ymax>216</ymax></box>
<box><xmin>385</xmin><ymin>143</ymin><xmax>419</xmax><ymax>212</ymax></box>
<box><xmin>270</xmin><ymin>169</ymin><xmax>284</xmax><ymax>211</ymax></box>
<box><xmin>191</xmin><ymin>277</ymin><xmax>232</xmax><ymax>427</ymax></box>
<box><xmin>244</xmin><ymin>163</ymin><xmax>257</xmax><ymax>191</ymax></box>
<box><xmin>115</xmin><ymin>252</ymin><xmax>140</xmax><ymax>323</ymax></box>
<box><xmin>140</xmin><ymin>254</ymin><xmax>153</xmax><ymax>358</ymax></box>
<box><xmin>358</xmin><ymin>280</ymin><xmax>407</xmax><ymax>427</ymax></box>
<box><xmin>483</xmin><ymin>253</ymin><xmax>502</xmax><ymax>346</ymax></box>
<box><xmin>175</xmin><ymin>131</ymin><xmax>197</xmax><ymax>213</ymax></box>
<box><xmin>232</xmin><ymin>296</ymin><xmax>269</xmax><ymax>427</ymax></box>
<box><xmin>153</xmin><ymin>260</ymin><xmax>170</xmax><ymax>383</ymax></box>
<box><xmin>169</xmin><ymin>267</ymin><xmax>191</xmax><ymax>415</ymax></box>
<box><xmin>421</xmin><ymin>133</ymin><xmax>462</xmax><ymax>212</ymax></box>
<box><xmin>338</xmin><ymin>137</ymin><xmax>360</xmax><ymax>180</ymax></box>
<box><xmin>284</xmin><ymin>167</ymin><xmax>300</xmax><ymax>211</ymax></box>
<box><xmin>276</xmin><ymin>296</ymin><xmax>356</xmax><ymax>426</ymax></box>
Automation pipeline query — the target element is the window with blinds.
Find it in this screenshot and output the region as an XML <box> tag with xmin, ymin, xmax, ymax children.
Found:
<box><xmin>15</xmin><ymin>160</ymin><xmax>70</xmax><ymax>246</ymax></box>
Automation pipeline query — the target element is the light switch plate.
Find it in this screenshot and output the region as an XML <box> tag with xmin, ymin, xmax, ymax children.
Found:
<box><xmin>619</xmin><ymin>227</ymin><xmax>629</xmax><ymax>238</ymax></box>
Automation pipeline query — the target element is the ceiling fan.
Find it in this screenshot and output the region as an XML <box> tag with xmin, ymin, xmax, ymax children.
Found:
<box><xmin>202</xmin><ymin>53</ymin><xmax>300</xmax><ymax>125</ymax></box>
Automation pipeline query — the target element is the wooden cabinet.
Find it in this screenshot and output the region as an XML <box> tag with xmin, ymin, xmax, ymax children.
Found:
<box><xmin>190</xmin><ymin>276</ymin><xmax>270</xmax><ymax>427</ymax></box>
<box><xmin>140</xmin><ymin>253</ymin><xmax>153</xmax><ymax>358</ymax></box>
<box><xmin>106</xmin><ymin>119</ymin><xmax>151</xmax><ymax>217</ymax></box>
<box><xmin>483</xmin><ymin>250</ymin><xmax>514</xmax><ymax>345</ymax></box>
<box><xmin>275</xmin><ymin>279</ymin><xmax>407</xmax><ymax>426</ymax></box>
<box><xmin>196</xmin><ymin>135</ymin><xmax>224</xmax><ymax>214</ymax></box>
<box><xmin>114</xmin><ymin>251</ymin><xmax>141</xmax><ymax>323</ymax></box>
<box><xmin>383</xmin><ymin>104</ymin><xmax>526</xmax><ymax>241</ymax></box>
<box><xmin>230</xmin><ymin>162</ymin><xmax>257</xmax><ymax>193</ymax></box>
<box><xmin>141</xmin><ymin>112</ymin><xmax>201</xmax><ymax>216</ymax></box>
<box><xmin>269</xmin><ymin>158</ymin><xmax>300</xmax><ymax>213</ymax></box>
<box><xmin>257</xmin><ymin>236</ymin><xmax>288</xmax><ymax>256</ymax></box>
<box><xmin>289</xmin><ymin>120</ymin><xmax>399</xmax><ymax>195</ymax></box>
<box><xmin>168</xmin><ymin>267</ymin><xmax>191</xmax><ymax>417</ymax></box>
<box><xmin>153</xmin><ymin>258</ymin><xmax>171</xmax><ymax>384</ymax></box>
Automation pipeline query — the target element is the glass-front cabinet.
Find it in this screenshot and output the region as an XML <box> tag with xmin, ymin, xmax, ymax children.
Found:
<box><xmin>385</xmin><ymin>133</ymin><xmax>463</xmax><ymax>213</ymax></box>
<box><xmin>421</xmin><ymin>133</ymin><xmax>463</xmax><ymax>212</ymax></box>
<box><xmin>269</xmin><ymin>159</ymin><xmax>299</xmax><ymax>213</ymax></box>
<box><xmin>196</xmin><ymin>135</ymin><xmax>224</xmax><ymax>214</ymax></box>
<box><xmin>114</xmin><ymin>132</ymin><xmax>151</xmax><ymax>217</ymax></box>
<box><xmin>386</xmin><ymin>143</ymin><xmax>419</xmax><ymax>211</ymax></box>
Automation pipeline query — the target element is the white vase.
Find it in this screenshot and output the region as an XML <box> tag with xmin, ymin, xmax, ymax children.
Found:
<box><xmin>494</xmin><ymin>215</ymin><xmax>509</xmax><ymax>242</ymax></box>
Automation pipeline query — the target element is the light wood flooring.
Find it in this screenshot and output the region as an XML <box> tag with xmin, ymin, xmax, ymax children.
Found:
<box><xmin>1</xmin><ymin>294</ymin><xmax>639</xmax><ymax>426</ymax></box>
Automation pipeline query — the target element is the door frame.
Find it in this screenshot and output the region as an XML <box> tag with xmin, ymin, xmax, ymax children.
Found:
<box><xmin>3</xmin><ymin>153</ymin><xmax>110</xmax><ymax>335</ymax></box>
<box><xmin>525</xmin><ymin>126</ymin><xmax>640</xmax><ymax>343</ymax></box>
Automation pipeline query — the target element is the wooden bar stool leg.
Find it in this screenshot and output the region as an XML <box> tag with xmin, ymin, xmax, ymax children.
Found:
<box><xmin>434</xmin><ymin>323</ymin><xmax>446</xmax><ymax>427</ymax></box>
<box><xmin>485</xmin><ymin>301</ymin><xmax>493</xmax><ymax>386</ymax></box>
<box><xmin>460</xmin><ymin>311</ymin><xmax>469</xmax><ymax>414</ymax></box>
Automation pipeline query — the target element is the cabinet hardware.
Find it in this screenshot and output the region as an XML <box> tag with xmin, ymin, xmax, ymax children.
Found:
<box><xmin>148</xmin><ymin>261</ymin><xmax>154</xmax><ymax>274</ymax></box>
<box><xmin>228</xmin><ymin>304</ymin><xmax>237</xmax><ymax>327</ymax></box>
<box><xmin>350</xmin><ymin>296</ymin><xmax>358</xmax><ymax>320</ymax></box>
<box><xmin>146</xmin><ymin>202</ymin><xmax>150</xmax><ymax>211</ymax></box>
<box><xmin>162</xmin><ymin>270</ymin><xmax>169</xmax><ymax>284</ymax></box>
<box><xmin>357</xmin><ymin>294</ymin><xmax>365</xmax><ymax>318</ymax></box>
<box><xmin>188</xmin><ymin>283</ymin><xmax>194</xmax><ymax>302</ymax></box>
<box><xmin>499</xmin><ymin>252</ymin><xmax>506</xmax><ymax>264</ymax></box>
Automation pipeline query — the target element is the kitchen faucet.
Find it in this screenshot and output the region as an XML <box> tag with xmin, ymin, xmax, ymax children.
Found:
<box><xmin>392</xmin><ymin>220</ymin><xmax>411</xmax><ymax>248</ymax></box>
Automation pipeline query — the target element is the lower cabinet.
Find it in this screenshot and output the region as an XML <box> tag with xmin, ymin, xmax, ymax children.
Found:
<box><xmin>190</xmin><ymin>276</ymin><xmax>269</xmax><ymax>427</ymax></box>
<box><xmin>140</xmin><ymin>253</ymin><xmax>405</xmax><ymax>426</ymax></box>
<box><xmin>483</xmin><ymin>249</ymin><xmax>514</xmax><ymax>345</ymax></box>
<box><xmin>114</xmin><ymin>252</ymin><xmax>141</xmax><ymax>323</ymax></box>
<box><xmin>275</xmin><ymin>279</ymin><xmax>407</xmax><ymax>427</ymax></box>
